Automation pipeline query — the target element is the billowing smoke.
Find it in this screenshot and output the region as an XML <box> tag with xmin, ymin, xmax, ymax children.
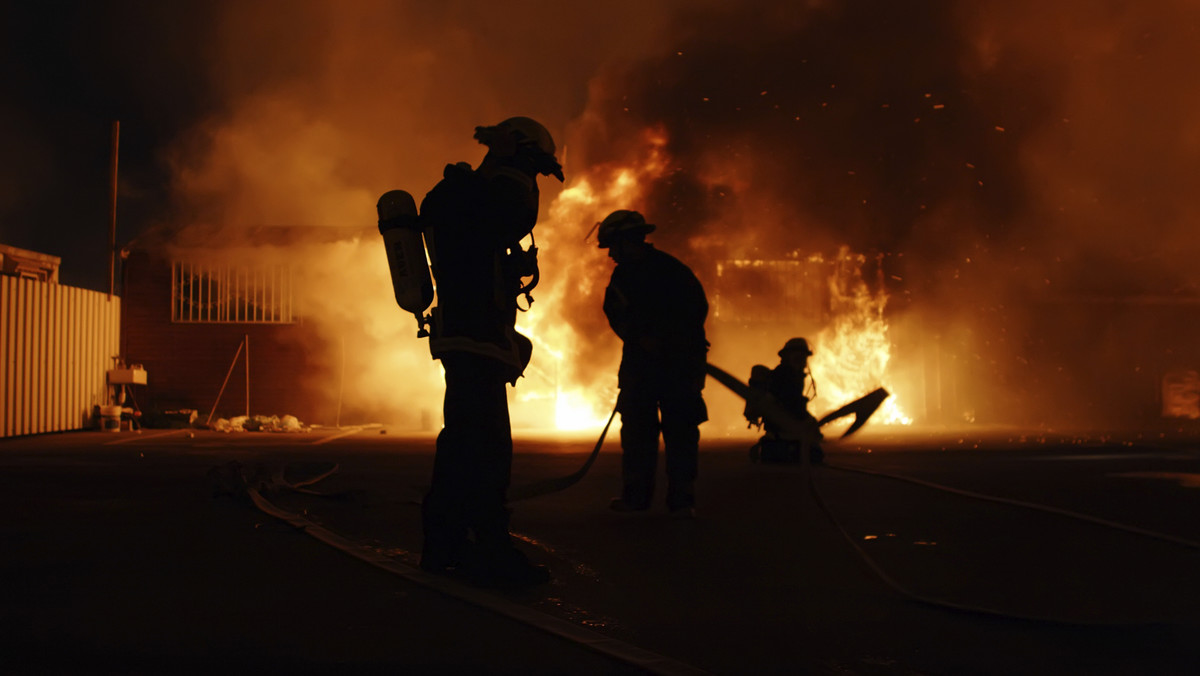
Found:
<box><xmin>157</xmin><ymin>0</ymin><xmax>691</xmax><ymax>426</ymax></box>
<box><xmin>160</xmin><ymin>0</ymin><xmax>1200</xmax><ymax>430</ymax></box>
<box><xmin>959</xmin><ymin>0</ymin><xmax>1200</xmax><ymax>427</ymax></box>
<box><xmin>550</xmin><ymin>0</ymin><xmax>1200</xmax><ymax>429</ymax></box>
<box><xmin>544</xmin><ymin>0</ymin><xmax>1051</xmax><ymax>428</ymax></box>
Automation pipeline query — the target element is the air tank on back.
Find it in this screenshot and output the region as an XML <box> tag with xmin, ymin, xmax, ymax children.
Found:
<box><xmin>377</xmin><ymin>189</ymin><xmax>434</xmax><ymax>336</ymax></box>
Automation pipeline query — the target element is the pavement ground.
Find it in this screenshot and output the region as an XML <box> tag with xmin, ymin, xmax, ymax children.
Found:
<box><xmin>2</xmin><ymin>426</ymin><xmax>1199</xmax><ymax>674</ymax></box>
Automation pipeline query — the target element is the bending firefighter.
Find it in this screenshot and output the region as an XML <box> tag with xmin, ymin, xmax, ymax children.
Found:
<box><xmin>744</xmin><ymin>337</ymin><xmax>825</xmax><ymax>464</ymax></box>
<box><xmin>381</xmin><ymin>116</ymin><xmax>563</xmax><ymax>588</ymax></box>
<box><xmin>599</xmin><ymin>210</ymin><xmax>709</xmax><ymax>518</ymax></box>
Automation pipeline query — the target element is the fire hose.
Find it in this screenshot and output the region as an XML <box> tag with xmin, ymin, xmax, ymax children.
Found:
<box><xmin>809</xmin><ymin>462</ymin><xmax>1200</xmax><ymax>626</ymax></box>
<box><xmin>507</xmin><ymin>406</ymin><xmax>618</xmax><ymax>502</ymax></box>
<box><xmin>702</xmin><ymin>362</ymin><xmax>1197</xmax><ymax>626</ymax></box>
<box><xmin>508</xmin><ymin>362</ymin><xmax>887</xmax><ymax>503</ymax></box>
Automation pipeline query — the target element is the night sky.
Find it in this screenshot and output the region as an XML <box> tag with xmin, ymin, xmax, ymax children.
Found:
<box><xmin>1</xmin><ymin>1</ymin><xmax>221</xmax><ymax>289</ymax></box>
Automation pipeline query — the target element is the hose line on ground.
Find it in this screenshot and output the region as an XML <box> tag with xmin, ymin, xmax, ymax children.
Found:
<box><xmin>806</xmin><ymin>459</ymin><xmax>1195</xmax><ymax>626</ymax></box>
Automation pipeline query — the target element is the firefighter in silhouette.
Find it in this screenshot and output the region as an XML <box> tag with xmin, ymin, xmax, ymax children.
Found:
<box><xmin>599</xmin><ymin>210</ymin><xmax>709</xmax><ymax>518</ymax></box>
<box><xmin>418</xmin><ymin>116</ymin><xmax>563</xmax><ymax>588</ymax></box>
<box><xmin>744</xmin><ymin>337</ymin><xmax>825</xmax><ymax>464</ymax></box>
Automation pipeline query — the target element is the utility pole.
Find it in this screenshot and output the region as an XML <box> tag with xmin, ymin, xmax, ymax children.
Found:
<box><xmin>108</xmin><ymin>120</ymin><xmax>120</xmax><ymax>299</ymax></box>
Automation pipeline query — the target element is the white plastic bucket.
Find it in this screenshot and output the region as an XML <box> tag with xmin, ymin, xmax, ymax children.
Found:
<box><xmin>99</xmin><ymin>405</ymin><xmax>121</xmax><ymax>432</ymax></box>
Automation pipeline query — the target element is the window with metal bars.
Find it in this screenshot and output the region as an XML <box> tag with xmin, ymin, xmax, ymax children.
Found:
<box><xmin>170</xmin><ymin>261</ymin><xmax>296</xmax><ymax>323</ymax></box>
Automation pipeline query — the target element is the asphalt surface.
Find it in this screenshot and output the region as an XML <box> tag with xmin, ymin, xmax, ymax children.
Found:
<box><xmin>2</xmin><ymin>426</ymin><xmax>1199</xmax><ymax>674</ymax></box>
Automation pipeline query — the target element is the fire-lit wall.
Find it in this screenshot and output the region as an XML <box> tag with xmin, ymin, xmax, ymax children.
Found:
<box><xmin>121</xmin><ymin>249</ymin><xmax>329</xmax><ymax>425</ymax></box>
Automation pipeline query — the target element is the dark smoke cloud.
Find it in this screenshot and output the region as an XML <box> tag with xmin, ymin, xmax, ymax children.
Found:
<box><xmin>161</xmin><ymin>0</ymin><xmax>697</xmax><ymax>230</ymax></box>
<box><xmin>0</xmin><ymin>0</ymin><xmax>689</xmax><ymax>288</ymax></box>
<box><xmin>8</xmin><ymin>0</ymin><xmax>1197</xmax><ymax>427</ymax></box>
<box><xmin>559</xmin><ymin>0</ymin><xmax>1200</xmax><ymax>427</ymax></box>
<box><xmin>575</xmin><ymin>1</ymin><xmax>1051</xmax><ymax>264</ymax></box>
<box><xmin>143</xmin><ymin>0</ymin><xmax>699</xmax><ymax>425</ymax></box>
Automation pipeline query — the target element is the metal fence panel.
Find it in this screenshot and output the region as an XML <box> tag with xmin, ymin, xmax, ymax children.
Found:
<box><xmin>1</xmin><ymin>276</ymin><xmax>120</xmax><ymax>437</ymax></box>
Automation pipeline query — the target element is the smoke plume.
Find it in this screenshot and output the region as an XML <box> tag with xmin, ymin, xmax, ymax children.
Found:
<box><xmin>160</xmin><ymin>0</ymin><xmax>1200</xmax><ymax>429</ymax></box>
<box><xmin>549</xmin><ymin>0</ymin><xmax>1200</xmax><ymax>428</ymax></box>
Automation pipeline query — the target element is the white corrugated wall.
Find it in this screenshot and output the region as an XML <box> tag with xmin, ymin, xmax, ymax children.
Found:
<box><xmin>1</xmin><ymin>276</ymin><xmax>120</xmax><ymax>437</ymax></box>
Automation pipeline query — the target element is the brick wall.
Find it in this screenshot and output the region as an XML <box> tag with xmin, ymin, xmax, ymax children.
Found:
<box><xmin>121</xmin><ymin>250</ymin><xmax>334</xmax><ymax>425</ymax></box>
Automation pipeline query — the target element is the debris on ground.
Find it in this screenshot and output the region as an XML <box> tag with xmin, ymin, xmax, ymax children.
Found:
<box><xmin>209</xmin><ymin>414</ymin><xmax>309</xmax><ymax>433</ymax></box>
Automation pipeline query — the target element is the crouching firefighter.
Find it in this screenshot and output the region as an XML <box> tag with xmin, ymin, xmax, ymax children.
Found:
<box><xmin>744</xmin><ymin>337</ymin><xmax>824</xmax><ymax>464</ymax></box>
<box><xmin>379</xmin><ymin>116</ymin><xmax>563</xmax><ymax>588</ymax></box>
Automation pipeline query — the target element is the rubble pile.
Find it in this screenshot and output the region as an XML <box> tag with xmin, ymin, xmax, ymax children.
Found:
<box><xmin>210</xmin><ymin>414</ymin><xmax>307</xmax><ymax>433</ymax></box>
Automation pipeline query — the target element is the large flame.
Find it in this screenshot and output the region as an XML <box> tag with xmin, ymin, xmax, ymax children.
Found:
<box><xmin>509</xmin><ymin>128</ymin><xmax>672</xmax><ymax>431</ymax></box>
<box><xmin>509</xmin><ymin>128</ymin><xmax>911</xmax><ymax>434</ymax></box>
<box><xmin>60</xmin><ymin>0</ymin><xmax>1198</xmax><ymax>438</ymax></box>
<box><xmin>164</xmin><ymin>116</ymin><xmax>917</xmax><ymax>436</ymax></box>
<box><xmin>809</xmin><ymin>248</ymin><xmax>912</xmax><ymax>428</ymax></box>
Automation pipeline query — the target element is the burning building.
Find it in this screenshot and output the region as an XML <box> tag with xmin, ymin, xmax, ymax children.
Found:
<box><xmin>113</xmin><ymin>0</ymin><xmax>1200</xmax><ymax>435</ymax></box>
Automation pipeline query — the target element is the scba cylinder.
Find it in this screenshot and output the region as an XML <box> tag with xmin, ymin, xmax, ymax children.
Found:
<box><xmin>377</xmin><ymin>190</ymin><xmax>434</xmax><ymax>319</ymax></box>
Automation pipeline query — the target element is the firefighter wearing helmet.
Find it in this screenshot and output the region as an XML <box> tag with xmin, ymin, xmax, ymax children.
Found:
<box><xmin>744</xmin><ymin>337</ymin><xmax>825</xmax><ymax>464</ymax></box>
<box><xmin>598</xmin><ymin>210</ymin><xmax>709</xmax><ymax>518</ymax></box>
<box><xmin>417</xmin><ymin>116</ymin><xmax>562</xmax><ymax>588</ymax></box>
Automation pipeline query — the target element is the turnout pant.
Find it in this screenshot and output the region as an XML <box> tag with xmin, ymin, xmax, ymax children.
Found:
<box><xmin>617</xmin><ymin>386</ymin><xmax>707</xmax><ymax>510</ymax></box>
<box><xmin>422</xmin><ymin>353</ymin><xmax>513</xmax><ymax>562</ymax></box>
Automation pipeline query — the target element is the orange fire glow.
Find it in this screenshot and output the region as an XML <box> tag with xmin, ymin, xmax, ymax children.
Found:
<box><xmin>509</xmin><ymin>129</ymin><xmax>911</xmax><ymax>434</ymax></box>
<box><xmin>808</xmin><ymin>248</ymin><xmax>911</xmax><ymax>429</ymax></box>
<box><xmin>509</xmin><ymin>128</ymin><xmax>673</xmax><ymax>431</ymax></box>
<box><xmin>151</xmin><ymin>1</ymin><xmax>1200</xmax><ymax>435</ymax></box>
<box><xmin>168</xmin><ymin>122</ymin><xmax>916</xmax><ymax>437</ymax></box>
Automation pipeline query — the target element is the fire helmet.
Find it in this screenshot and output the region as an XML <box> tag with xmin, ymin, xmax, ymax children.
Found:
<box><xmin>474</xmin><ymin>116</ymin><xmax>564</xmax><ymax>181</ymax></box>
<box><xmin>779</xmin><ymin>337</ymin><xmax>813</xmax><ymax>357</ymax></box>
<box><xmin>596</xmin><ymin>210</ymin><xmax>656</xmax><ymax>248</ymax></box>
